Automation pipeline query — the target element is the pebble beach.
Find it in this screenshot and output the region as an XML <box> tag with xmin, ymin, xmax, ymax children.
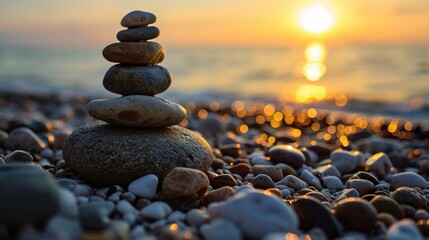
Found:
<box><xmin>1</xmin><ymin>7</ymin><xmax>429</xmax><ymax>240</ymax></box>
<box><xmin>1</xmin><ymin>90</ymin><xmax>429</xmax><ymax>240</ymax></box>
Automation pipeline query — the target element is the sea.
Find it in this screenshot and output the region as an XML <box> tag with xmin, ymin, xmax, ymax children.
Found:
<box><xmin>0</xmin><ymin>45</ymin><xmax>428</xmax><ymax>121</ymax></box>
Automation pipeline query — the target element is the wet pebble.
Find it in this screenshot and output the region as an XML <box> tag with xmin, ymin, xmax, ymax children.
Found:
<box><xmin>269</xmin><ymin>145</ymin><xmax>305</xmax><ymax>169</ymax></box>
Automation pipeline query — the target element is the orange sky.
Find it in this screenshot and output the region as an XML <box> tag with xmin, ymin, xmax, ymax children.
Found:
<box><xmin>1</xmin><ymin>0</ymin><xmax>429</xmax><ymax>48</ymax></box>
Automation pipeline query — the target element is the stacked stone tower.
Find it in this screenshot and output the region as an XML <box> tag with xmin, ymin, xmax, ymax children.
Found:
<box><xmin>88</xmin><ymin>11</ymin><xmax>185</xmax><ymax>128</ymax></box>
<box><xmin>63</xmin><ymin>10</ymin><xmax>214</xmax><ymax>187</ymax></box>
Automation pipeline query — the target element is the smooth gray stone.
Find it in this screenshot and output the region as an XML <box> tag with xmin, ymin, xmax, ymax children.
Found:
<box><xmin>208</xmin><ymin>190</ymin><xmax>298</xmax><ymax>239</ymax></box>
<box><xmin>103</xmin><ymin>65</ymin><xmax>171</xmax><ymax>96</ymax></box>
<box><xmin>58</xmin><ymin>189</ymin><xmax>78</xmax><ymax>218</ymax></box>
<box><xmin>79</xmin><ymin>206</ymin><xmax>110</xmax><ymax>231</ymax></box>
<box><xmin>0</xmin><ymin>164</ymin><xmax>60</xmax><ymax>230</ymax></box>
<box><xmin>63</xmin><ymin>121</ymin><xmax>214</xmax><ymax>187</ymax></box>
<box><xmin>87</xmin><ymin>96</ymin><xmax>185</xmax><ymax>128</ymax></box>
<box><xmin>200</xmin><ymin>219</ymin><xmax>242</xmax><ymax>240</ymax></box>
<box><xmin>117</xmin><ymin>26</ymin><xmax>160</xmax><ymax>42</ymax></box>
<box><xmin>44</xmin><ymin>214</ymin><xmax>82</xmax><ymax>240</ymax></box>
<box><xmin>121</xmin><ymin>10</ymin><xmax>156</xmax><ymax>28</ymax></box>
<box><xmin>4</xmin><ymin>150</ymin><xmax>33</xmax><ymax>163</ymax></box>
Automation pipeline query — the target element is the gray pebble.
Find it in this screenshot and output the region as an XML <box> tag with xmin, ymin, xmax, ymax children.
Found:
<box><xmin>117</xmin><ymin>200</ymin><xmax>138</xmax><ymax>215</ymax></box>
<box><xmin>345</xmin><ymin>179</ymin><xmax>375</xmax><ymax>196</ymax></box>
<box><xmin>300</xmin><ymin>169</ymin><xmax>323</xmax><ymax>190</ymax></box>
<box><xmin>365</xmin><ymin>152</ymin><xmax>392</xmax><ymax>178</ymax></box>
<box><xmin>117</xmin><ymin>26</ymin><xmax>160</xmax><ymax>42</ymax></box>
<box><xmin>44</xmin><ymin>214</ymin><xmax>82</xmax><ymax>240</ymax></box>
<box><xmin>386</xmin><ymin>172</ymin><xmax>428</xmax><ymax>189</ymax></box>
<box><xmin>139</xmin><ymin>202</ymin><xmax>172</xmax><ymax>220</ymax></box>
<box><xmin>79</xmin><ymin>205</ymin><xmax>110</xmax><ymax>231</ymax></box>
<box><xmin>277</xmin><ymin>175</ymin><xmax>308</xmax><ymax>190</ymax></box>
<box><xmin>130</xmin><ymin>225</ymin><xmax>146</xmax><ymax>239</ymax></box>
<box><xmin>4</xmin><ymin>150</ymin><xmax>33</xmax><ymax>163</ymax></box>
<box><xmin>323</xmin><ymin>176</ymin><xmax>343</xmax><ymax>191</ymax></box>
<box><xmin>386</xmin><ymin>219</ymin><xmax>424</xmax><ymax>240</ymax></box>
<box><xmin>201</xmin><ymin>219</ymin><xmax>242</xmax><ymax>240</ymax></box>
<box><xmin>252</xmin><ymin>174</ymin><xmax>275</xmax><ymax>189</ymax></box>
<box><xmin>58</xmin><ymin>189</ymin><xmax>78</xmax><ymax>218</ymax></box>
<box><xmin>186</xmin><ymin>209</ymin><xmax>210</xmax><ymax>227</ymax></box>
<box><xmin>103</xmin><ymin>65</ymin><xmax>171</xmax><ymax>96</ymax></box>
<box><xmin>330</xmin><ymin>149</ymin><xmax>358</xmax><ymax>174</ymax></box>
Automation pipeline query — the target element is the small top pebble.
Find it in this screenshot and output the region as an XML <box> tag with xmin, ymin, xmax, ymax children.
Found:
<box><xmin>121</xmin><ymin>10</ymin><xmax>156</xmax><ymax>28</ymax></box>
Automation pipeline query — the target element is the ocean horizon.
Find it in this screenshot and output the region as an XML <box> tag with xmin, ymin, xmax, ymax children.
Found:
<box><xmin>1</xmin><ymin>44</ymin><xmax>428</xmax><ymax>106</ymax></box>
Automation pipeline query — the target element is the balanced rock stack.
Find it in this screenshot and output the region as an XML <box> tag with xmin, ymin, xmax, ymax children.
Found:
<box><xmin>63</xmin><ymin>10</ymin><xmax>214</xmax><ymax>187</ymax></box>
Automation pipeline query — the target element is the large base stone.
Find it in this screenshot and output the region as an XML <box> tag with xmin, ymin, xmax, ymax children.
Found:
<box><xmin>63</xmin><ymin>121</ymin><xmax>214</xmax><ymax>187</ymax></box>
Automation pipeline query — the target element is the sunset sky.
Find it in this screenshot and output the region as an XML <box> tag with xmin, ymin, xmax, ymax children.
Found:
<box><xmin>1</xmin><ymin>0</ymin><xmax>429</xmax><ymax>49</ymax></box>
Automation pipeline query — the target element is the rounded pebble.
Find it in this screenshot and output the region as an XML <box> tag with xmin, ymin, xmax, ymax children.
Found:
<box><xmin>128</xmin><ymin>174</ymin><xmax>159</xmax><ymax>199</ymax></box>
<box><xmin>102</xmin><ymin>42</ymin><xmax>165</xmax><ymax>65</ymax></box>
<box><xmin>121</xmin><ymin>10</ymin><xmax>156</xmax><ymax>28</ymax></box>
<box><xmin>162</xmin><ymin>167</ymin><xmax>209</xmax><ymax>199</ymax></box>
<box><xmin>87</xmin><ymin>96</ymin><xmax>186</xmax><ymax>128</ymax></box>
<box><xmin>103</xmin><ymin>64</ymin><xmax>171</xmax><ymax>96</ymax></box>
<box><xmin>117</xmin><ymin>26</ymin><xmax>160</xmax><ymax>42</ymax></box>
<box><xmin>63</xmin><ymin>122</ymin><xmax>213</xmax><ymax>186</ymax></box>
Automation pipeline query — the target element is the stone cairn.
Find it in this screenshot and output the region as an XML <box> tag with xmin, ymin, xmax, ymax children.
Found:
<box><xmin>63</xmin><ymin>10</ymin><xmax>214</xmax><ymax>187</ymax></box>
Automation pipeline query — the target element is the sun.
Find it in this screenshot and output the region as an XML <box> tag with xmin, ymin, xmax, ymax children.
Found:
<box><xmin>299</xmin><ymin>4</ymin><xmax>334</xmax><ymax>34</ymax></box>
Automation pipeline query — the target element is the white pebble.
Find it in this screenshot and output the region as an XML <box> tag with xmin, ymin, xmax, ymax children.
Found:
<box><xmin>128</xmin><ymin>174</ymin><xmax>158</xmax><ymax>199</ymax></box>
<box><xmin>208</xmin><ymin>191</ymin><xmax>298</xmax><ymax>239</ymax></box>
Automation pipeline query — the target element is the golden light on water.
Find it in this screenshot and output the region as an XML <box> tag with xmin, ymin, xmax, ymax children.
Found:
<box><xmin>305</xmin><ymin>42</ymin><xmax>326</xmax><ymax>62</ymax></box>
<box><xmin>302</xmin><ymin>42</ymin><xmax>327</xmax><ymax>81</ymax></box>
<box><xmin>303</xmin><ymin>63</ymin><xmax>326</xmax><ymax>81</ymax></box>
<box><xmin>294</xmin><ymin>85</ymin><xmax>327</xmax><ymax>103</ymax></box>
<box><xmin>299</xmin><ymin>4</ymin><xmax>334</xmax><ymax>34</ymax></box>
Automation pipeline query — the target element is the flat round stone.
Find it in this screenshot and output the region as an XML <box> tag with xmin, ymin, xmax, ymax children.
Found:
<box><xmin>87</xmin><ymin>95</ymin><xmax>186</xmax><ymax>128</ymax></box>
<box><xmin>117</xmin><ymin>26</ymin><xmax>160</xmax><ymax>42</ymax></box>
<box><xmin>63</xmin><ymin>122</ymin><xmax>214</xmax><ymax>187</ymax></box>
<box><xmin>103</xmin><ymin>65</ymin><xmax>171</xmax><ymax>96</ymax></box>
<box><xmin>102</xmin><ymin>42</ymin><xmax>165</xmax><ymax>65</ymax></box>
<box><xmin>121</xmin><ymin>10</ymin><xmax>156</xmax><ymax>28</ymax></box>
